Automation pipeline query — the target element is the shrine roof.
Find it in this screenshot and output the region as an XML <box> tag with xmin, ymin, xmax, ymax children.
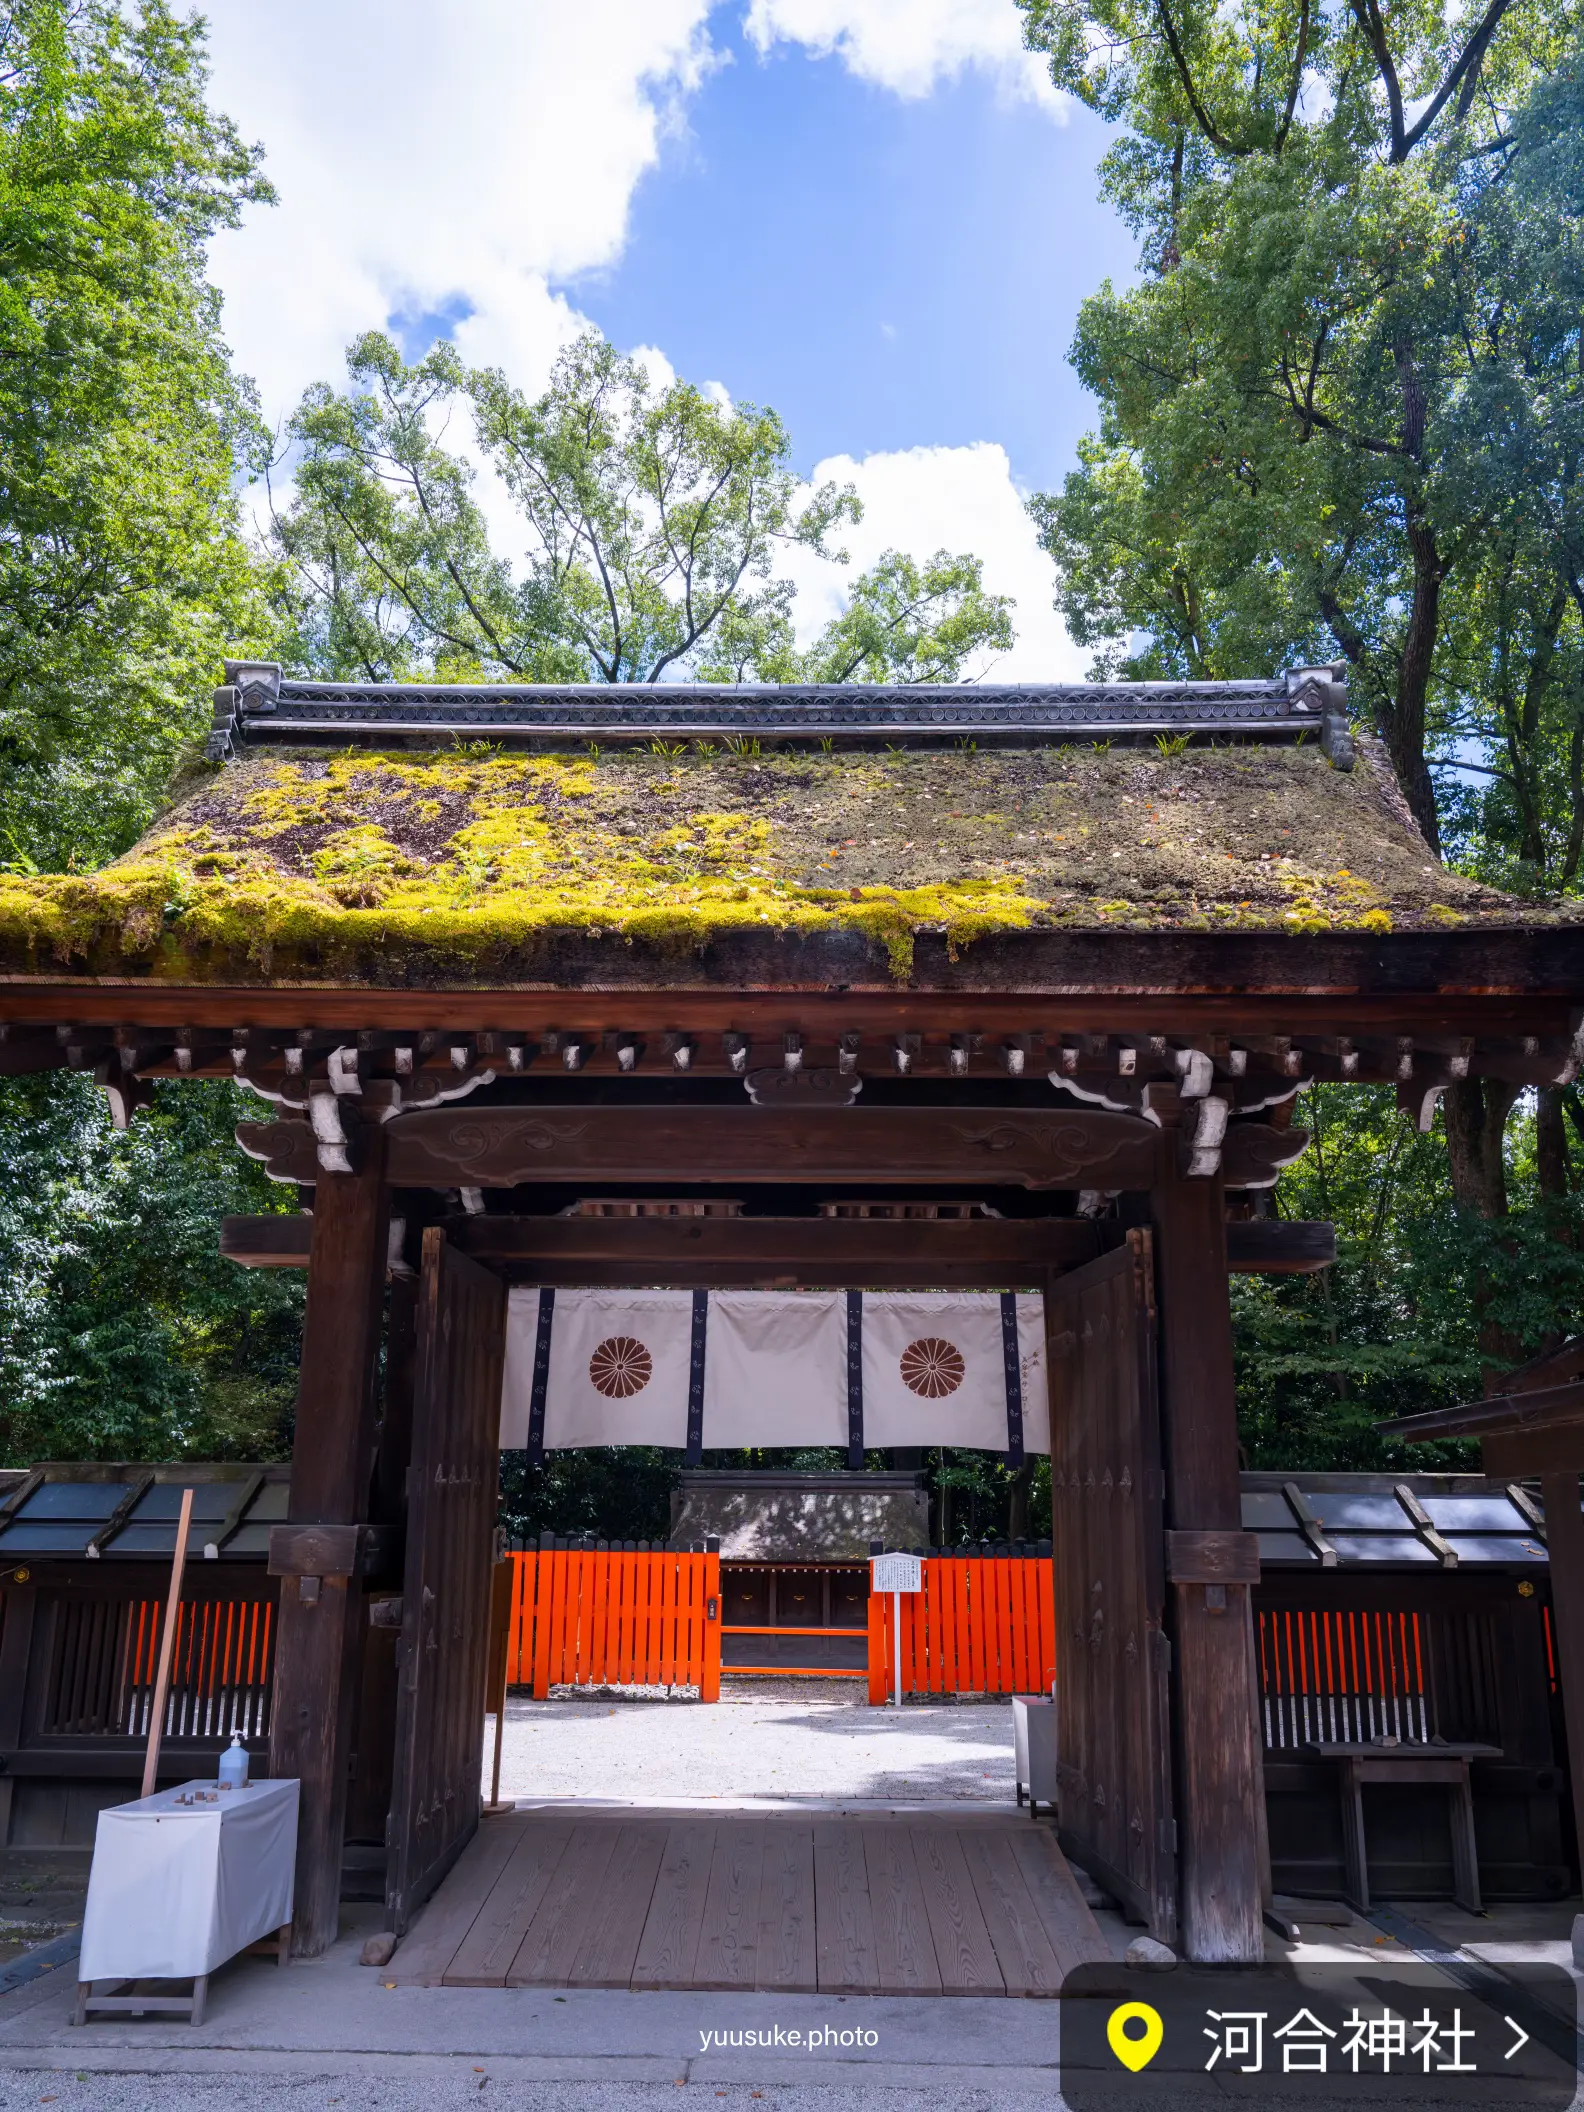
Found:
<box><xmin>0</xmin><ymin>1462</ymin><xmax>289</xmax><ymax>1562</ymax></box>
<box><xmin>667</xmin><ymin>1471</ymin><xmax>932</xmax><ymax>1562</ymax></box>
<box><xmin>1242</xmin><ymin>1473</ymin><xmax>1552</xmax><ymax>1568</ymax></box>
<box><xmin>0</xmin><ymin>669</ymin><xmax>1566</xmax><ymax>992</ymax></box>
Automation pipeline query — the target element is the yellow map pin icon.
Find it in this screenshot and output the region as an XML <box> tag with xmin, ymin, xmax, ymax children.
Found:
<box><xmin>1106</xmin><ymin>2000</ymin><xmax>1164</xmax><ymax>2072</ymax></box>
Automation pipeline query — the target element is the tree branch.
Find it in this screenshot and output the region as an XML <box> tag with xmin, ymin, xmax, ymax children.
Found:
<box><xmin>1152</xmin><ymin>0</ymin><xmax>1249</xmax><ymax>155</ymax></box>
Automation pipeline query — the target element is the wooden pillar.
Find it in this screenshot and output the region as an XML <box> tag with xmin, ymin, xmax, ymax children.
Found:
<box><xmin>269</xmin><ymin>1129</ymin><xmax>390</xmax><ymax>1957</ymax></box>
<box><xmin>1150</xmin><ymin>1145</ymin><xmax>1266</xmax><ymax>1963</ymax></box>
<box><xmin>1540</xmin><ymin>1470</ymin><xmax>1584</xmax><ymax>1885</ymax></box>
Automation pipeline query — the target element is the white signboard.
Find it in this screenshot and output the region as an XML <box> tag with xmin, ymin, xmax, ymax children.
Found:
<box><xmin>872</xmin><ymin>1552</ymin><xmax>922</xmax><ymax>1595</ymax></box>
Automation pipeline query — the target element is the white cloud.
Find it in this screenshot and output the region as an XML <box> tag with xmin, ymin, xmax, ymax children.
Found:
<box><xmin>198</xmin><ymin>0</ymin><xmax>719</xmax><ymax>424</ymax></box>
<box><xmin>744</xmin><ymin>0</ymin><xmax>1066</xmax><ymax>110</ymax></box>
<box><xmin>194</xmin><ymin>3</ymin><xmax>1076</xmax><ymax>679</ymax></box>
<box><xmin>784</xmin><ymin>442</ymin><xmax>1083</xmax><ymax>680</ymax></box>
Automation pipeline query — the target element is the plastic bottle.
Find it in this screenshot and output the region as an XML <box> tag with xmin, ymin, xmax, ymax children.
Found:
<box><xmin>218</xmin><ymin>1733</ymin><xmax>249</xmax><ymax>1790</ymax></box>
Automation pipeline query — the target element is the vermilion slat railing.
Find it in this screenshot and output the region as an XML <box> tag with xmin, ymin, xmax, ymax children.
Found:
<box><xmin>866</xmin><ymin>1555</ymin><xmax>1057</xmax><ymax>1703</ymax></box>
<box><xmin>505</xmin><ymin>1548</ymin><xmax>1055</xmax><ymax>1703</ymax></box>
<box><xmin>505</xmin><ymin>1547</ymin><xmax>722</xmax><ymax>1700</ymax></box>
<box><xmin>1255</xmin><ymin>1606</ymin><xmax>1429</xmax><ymax>1748</ymax></box>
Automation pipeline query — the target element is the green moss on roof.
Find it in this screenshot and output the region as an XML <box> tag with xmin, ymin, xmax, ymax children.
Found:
<box><xmin>0</xmin><ymin>739</ymin><xmax>1545</xmax><ymax>986</ymax></box>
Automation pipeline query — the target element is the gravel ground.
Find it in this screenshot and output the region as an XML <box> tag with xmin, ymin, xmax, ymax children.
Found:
<box><xmin>493</xmin><ymin>1686</ymin><xmax>1018</xmax><ymax>1804</ymax></box>
<box><xmin>0</xmin><ymin>2080</ymin><xmax>1048</xmax><ymax>2112</ymax></box>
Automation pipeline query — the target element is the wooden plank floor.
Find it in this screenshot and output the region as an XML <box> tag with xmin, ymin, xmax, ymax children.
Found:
<box><xmin>393</xmin><ymin>1809</ymin><xmax>1109</xmax><ymax>1995</ymax></box>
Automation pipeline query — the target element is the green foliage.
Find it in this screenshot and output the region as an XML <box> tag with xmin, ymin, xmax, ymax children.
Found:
<box><xmin>274</xmin><ymin>331</ymin><xmax>1014</xmax><ymax>688</ymax></box>
<box><xmin>744</xmin><ymin>548</ymin><xmax>1014</xmax><ymax>687</ymax></box>
<box><xmin>0</xmin><ymin>0</ymin><xmax>276</xmax><ymax>869</ymax></box>
<box><xmin>1020</xmin><ymin>0</ymin><xmax>1584</xmax><ymax>858</ymax></box>
<box><xmin>498</xmin><ymin>1449</ymin><xmax>679</xmax><ymax>1546</ymax></box>
<box><xmin>1233</xmin><ymin>1084</ymin><xmax>1584</xmax><ymax>1467</ymax></box>
<box><xmin>0</xmin><ymin>1076</ymin><xmax>305</xmax><ymax>1465</ymax></box>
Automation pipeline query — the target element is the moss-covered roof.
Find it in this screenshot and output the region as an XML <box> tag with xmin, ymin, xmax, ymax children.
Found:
<box><xmin>0</xmin><ymin>738</ymin><xmax>1558</xmax><ymax>987</ymax></box>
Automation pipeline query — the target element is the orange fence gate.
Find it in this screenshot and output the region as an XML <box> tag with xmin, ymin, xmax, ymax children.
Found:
<box><xmin>505</xmin><ymin>1543</ymin><xmax>721</xmax><ymax>1700</ymax></box>
<box><xmin>866</xmin><ymin>1553</ymin><xmax>1057</xmax><ymax>1703</ymax></box>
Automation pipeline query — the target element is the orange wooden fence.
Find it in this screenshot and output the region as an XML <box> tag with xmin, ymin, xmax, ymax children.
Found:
<box><xmin>504</xmin><ymin>1548</ymin><xmax>1053</xmax><ymax>1702</ymax></box>
<box><xmin>505</xmin><ymin>1546</ymin><xmax>722</xmax><ymax>1700</ymax></box>
<box><xmin>866</xmin><ymin>1555</ymin><xmax>1057</xmax><ymax>1703</ymax></box>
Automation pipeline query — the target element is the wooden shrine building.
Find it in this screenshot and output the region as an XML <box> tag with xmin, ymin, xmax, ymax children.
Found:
<box><xmin>0</xmin><ymin>663</ymin><xmax>1580</xmax><ymax>1968</ymax></box>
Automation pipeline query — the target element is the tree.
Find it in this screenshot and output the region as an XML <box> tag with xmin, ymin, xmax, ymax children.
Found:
<box><xmin>1431</xmin><ymin>48</ymin><xmax>1584</xmax><ymax>892</ymax></box>
<box><xmin>0</xmin><ymin>1076</ymin><xmax>305</xmax><ymax>1467</ymax></box>
<box><xmin>0</xmin><ymin>0</ymin><xmax>275</xmax><ymax>870</ymax></box>
<box><xmin>1019</xmin><ymin>0</ymin><xmax>1584</xmax><ymax>852</ymax></box>
<box><xmin>274</xmin><ymin>331</ymin><xmax>1014</xmax><ymax>687</ymax></box>
<box><xmin>1233</xmin><ymin>1084</ymin><xmax>1584</xmax><ymax>1464</ymax></box>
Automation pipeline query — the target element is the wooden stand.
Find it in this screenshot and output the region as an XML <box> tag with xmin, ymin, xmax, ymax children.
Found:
<box><xmin>1312</xmin><ymin>1745</ymin><xmax>1498</xmax><ymax>1914</ymax></box>
<box><xmin>74</xmin><ymin>1975</ymin><xmax>211</xmax><ymax>2027</ymax></box>
<box><xmin>73</xmin><ymin>1920</ymin><xmax>289</xmax><ymax>2026</ymax></box>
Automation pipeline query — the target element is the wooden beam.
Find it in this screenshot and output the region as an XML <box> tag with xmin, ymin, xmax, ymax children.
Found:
<box><xmin>239</xmin><ymin>1105</ymin><xmax>1167</xmax><ymax>1192</ymax></box>
<box><xmin>222</xmin><ymin>1209</ymin><xmax>1333</xmax><ymax>1282</ymax></box>
<box><xmin>1149</xmin><ymin>1147</ymin><xmax>1266</xmax><ymax>1964</ymax></box>
<box><xmin>1481</xmin><ymin>1429</ymin><xmax>1584</xmax><ymax>1476</ymax></box>
<box><xmin>1497</xmin><ymin>1337</ymin><xmax>1584</xmax><ymax>1396</ymax></box>
<box><xmin>0</xmin><ymin>968</ymin><xmax>1577</xmax><ymax>1039</ymax></box>
<box><xmin>267</xmin><ymin>1127</ymin><xmax>390</xmax><ymax>1960</ymax></box>
<box><xmin>1226</xmin><ymin>1219</ymin><xmax>1334</xmax><ymax>1272</ymax></box>
<box><xmin>1382</xmin><ymin>1379</ymin><xmax>1584</xmax><ymax>1447</ymax></box>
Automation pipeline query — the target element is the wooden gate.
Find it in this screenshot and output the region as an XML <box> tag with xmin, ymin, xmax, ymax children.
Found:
<box><xmin>386</xmin><ymin>1230</ymin><xmax>506</xmax><ymax>1932</ymax></box>
<box><xmin>1047</xmin><ymin>1232</ymin><xmax>1177</xmax><ymax>1942</ymax></box>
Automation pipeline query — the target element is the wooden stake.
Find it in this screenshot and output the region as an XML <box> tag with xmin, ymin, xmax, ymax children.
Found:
<box><xmin>484</xmin><ymin>1557</ymin><xmax>514</xmax><ymax>1812</ymax></box>
<box><xmin>140</xmin><ymin>1487</ymin><xmax>195</xmax><ymax>1800</ymax></box>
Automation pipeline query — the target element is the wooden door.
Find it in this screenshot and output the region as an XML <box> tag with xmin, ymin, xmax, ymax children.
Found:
<box><xmin>386</xmin><ymin>1229</ymin><xmax>506</xmax><ymax>1931</ymax></box>
<box><xmin>1047</xmin><ymin>1231</ymin><xmax>1177</xmax><ymax>1942</ymax></box>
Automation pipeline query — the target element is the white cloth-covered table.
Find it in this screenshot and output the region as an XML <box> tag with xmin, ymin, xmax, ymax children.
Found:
<box><xmin>79</xmin><ymin>1778</ymin><xmax>298</xmax><ymax>1982</ymax></box>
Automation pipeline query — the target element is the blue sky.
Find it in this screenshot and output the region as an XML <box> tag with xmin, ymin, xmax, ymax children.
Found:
<box><xmin>561</xmin><ymin>21</ymin><xmax>1125</xmax><ymax>491</ymax></box>
<box><xmin>200</xmin><ymin>0</ymin><xmax>1136</xmax><ymax>677</ymax></box>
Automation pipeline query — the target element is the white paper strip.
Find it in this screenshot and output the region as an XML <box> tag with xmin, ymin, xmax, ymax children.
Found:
<box><xmin>702</xmin><ymin>1291</ymin><xmax>848</xmax><ymax>1449</ymax></box>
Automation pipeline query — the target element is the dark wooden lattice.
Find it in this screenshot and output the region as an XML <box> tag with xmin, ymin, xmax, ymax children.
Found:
<box><xmin>1047</xmin><ymin>1232</ymin><xmax>1177</xmax><ymax>1942</ymax></box>
<box><xmin>386</xmin><ymin>1229</ymin><xmax>506</xmax><ymax>1932</ymax></box>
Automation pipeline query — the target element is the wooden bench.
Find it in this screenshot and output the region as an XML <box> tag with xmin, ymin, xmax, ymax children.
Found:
<box><xmin>1307</xmin><ymin>1743</ymin><xmax>1501</xmax><ymax>1913</ymax></box>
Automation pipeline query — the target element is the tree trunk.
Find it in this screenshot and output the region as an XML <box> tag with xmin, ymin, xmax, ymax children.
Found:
<box><xmin>1443</xmin><ymin>1077</ymin><xmax>1525</xmax><ymax>1378</ymax></box>
<box><xmin>1538</xmin><ymin>1087</ymin><xmax>1572</xmax><ymax>1202</ymax></box>
<box><xmin>1379</xmin><ymin>342</ymin><xmax>1444</xmax><ymax>851</ymax></box>
<box><xmin>1388</xmin><ymin>518</ymin><xmax>1444</xmax><ymax>851</ymax></box>
<box><xmin>1443</xmin><ymin>1077</ymin><xmax>1516</xmax><ymax>1218</ymax></box>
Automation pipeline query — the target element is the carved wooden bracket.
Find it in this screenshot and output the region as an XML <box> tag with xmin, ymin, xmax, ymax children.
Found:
<box><xmin>743</xmin><ymin>1066</ymin><xmax>863</xmax><ymax>1107</ymax></box>
<box><xmin>94</xmin><ymin>1059</ymin><xmax>154</xmax><ymax>1131</ymax></box>
<box><xmin>1220</xmin><ymin>1122</ymin><xmax>1311</xmax><ymax>1189</ymax></box>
